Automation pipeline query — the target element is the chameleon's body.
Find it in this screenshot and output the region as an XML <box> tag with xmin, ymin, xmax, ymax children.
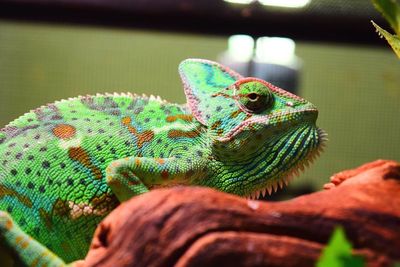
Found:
<box><xmin>0</xmin><ymin>59</ymin><xmax>325</xmax><ymax>266</ymax></box>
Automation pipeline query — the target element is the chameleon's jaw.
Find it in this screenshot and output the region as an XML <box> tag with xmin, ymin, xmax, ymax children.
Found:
<box><xmin>245</xmin><ymin>127</ymin><xmax>328</xmax><ymax>200</ymax></box>
<box><xmin>217</xmin><ymin>107</ymin><xmax>318</xmax><ymax>143</ymax></box>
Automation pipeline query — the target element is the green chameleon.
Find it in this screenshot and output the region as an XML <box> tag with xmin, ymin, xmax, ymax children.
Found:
<box><xmin>0</xmin><ymin>59</ymin><xmax>326</xmax><ymax>266</ymax></box>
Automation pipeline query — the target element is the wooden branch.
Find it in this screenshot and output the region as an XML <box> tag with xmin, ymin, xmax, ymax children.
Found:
<box><xmin>79</xmin><ymin>160</ymin><xmax>400</xmax><ymax>267</ymax></box>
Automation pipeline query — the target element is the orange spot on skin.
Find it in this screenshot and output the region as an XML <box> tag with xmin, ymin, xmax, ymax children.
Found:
<box><xmin>121</xmin><ymin>116</ymin><xmax>132</xmax><ymax>125</ymax></box>
<box><xmin>135</xmin><ymin>158</ymin><xmax>141</xmax><ymax>166</ymax></box>
<box><xmin>138</xmin><ymin>130</ymin><xmax>154</xmax><ymax>148</ymax></box>
<box><xmin>15</xmin><ymin>236</ymin><xmax>23</xmax><ymax>244</ymax></box>
<box><xmin>111</xmin><ymin>162</ymin><xmax>119</xmax><ymax>168</ymax></box>
<box><xmin>15</xmin><ymin>236</ymin><xmax>29</xmax><ymax>249</ymax></box>
<box><xmin>166</xmin><ymin>114</ymin><xmax>193</xmax><ymax>123</ymax></box>
<box><xmin>121</xmin><ymin>117</ymin><xmax>154</xmax><ymax>148</ymax></box>
<box><xmin>211</xmin><ymin>120</ymin><xmax>221</xmax><ymax>130</ymax></box>
<box><xmin>52</xmin><ymin>124</ymin><xmax>76</xmax><ymax>139</ymax></box>
<box><xmin>156</xmin><ymin>158</ymin><xmax>165</xmax><ymax>164</ymax></box>
<box><xmin>161</xmin><ymin>171</ymin><xmax>169</xmax><ymax>180</ymax></box>
<box><xmin>211</xmin><ymin>92</ymin><xmax>232</xmax><ymax>98</ymax></box>
<box><xmin>230</xmin><ymin>110</ymin><xmax>242</xmax><ymax>118</ymax></box>
<box><xmin>32</xmin><ymin>251</ymin><xmax>51</xmax><ymax>267</ymax></box>
<box><xmin>5</xmin><ymin>218</ymin><xmax>13</xmax><ymax>230</ymax></box>
<box><xmin>30</xmin><ymin>258</ymin><xmax>39</xmax><ymax>267</ymax></box>
<box><xmin>68</xmin><ymin>147</ymin><xmax>102</xmax><ymax>179</ymax></box>
<box><xmin>167</xmin><ymin>126</ymin><xmax>202</xmax><ymax>139</ymax></box>
<box><xmin>21</xmin><ymin>240</ymin><xmax>29</xmax><ymax>249</ymax></box>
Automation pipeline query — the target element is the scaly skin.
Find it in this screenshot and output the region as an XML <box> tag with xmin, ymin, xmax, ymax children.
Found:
<box><xmin>0</xmin><ymin>59</ymin><xmax>326</xmax><ymax>266</ymax></box>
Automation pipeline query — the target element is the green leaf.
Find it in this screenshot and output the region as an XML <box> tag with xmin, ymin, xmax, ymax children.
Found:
<box><xmin>372</xmin><ymin>20</ymin><xmax>400</xmax><ymax>58</ymax></box>
<box><xmin>371</xmin><ymin>0</ymin><xmax>400</xmax><ymax>35</ymax></box>
<box><xmin>316</xmin><ymin>227</ymin><xmax>365</xmax><ymax>267</ymax></box>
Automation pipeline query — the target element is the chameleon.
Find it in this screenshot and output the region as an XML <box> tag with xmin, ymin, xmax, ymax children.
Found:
<box><xmin>0</xmin><ymin>58</ymin><xmax>326</xmax><ymax>266</ymax></box>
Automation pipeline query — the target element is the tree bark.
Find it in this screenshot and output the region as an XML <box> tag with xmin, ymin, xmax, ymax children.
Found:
<box><xmin>80</xmin><ymin>160</ymin><xmax>400</xmax><ymax>267</ymax></box>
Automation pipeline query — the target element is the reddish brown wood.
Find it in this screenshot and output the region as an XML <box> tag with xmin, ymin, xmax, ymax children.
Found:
<box><xmin>79</xmin><ymin>160</ymin><xmax>400</xmax><ymax>267</ymax></box>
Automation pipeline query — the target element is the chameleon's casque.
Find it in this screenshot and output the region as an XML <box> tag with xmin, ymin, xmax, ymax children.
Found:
<box><xmin>0</xmin><ymin>59</ymin><xmax>326</xmax><ymax>265</ymax></box>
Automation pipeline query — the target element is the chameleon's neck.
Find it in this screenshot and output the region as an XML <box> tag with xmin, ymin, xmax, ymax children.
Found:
<box><xmin>251</xmin><ymin>124</ymin><xmax>320</xmax><ymax>179</ymax></box>
<box><xmin>204</xmin><ymin>123</ymin><xmax>321</xmax><ymax>195</ymax></box>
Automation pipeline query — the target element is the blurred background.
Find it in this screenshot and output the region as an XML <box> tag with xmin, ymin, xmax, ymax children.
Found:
<box><xmin>0</xmin><ymin>0</ymin><xmax>399</xmax><ymax>198</ymax></box>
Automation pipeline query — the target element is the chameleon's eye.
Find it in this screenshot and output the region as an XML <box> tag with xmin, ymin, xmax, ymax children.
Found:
<box><xmin>248</xmin><ymin>93</ymin><xmax>259</xmax><ymax>102</ymax></box>
<box><xmin>238</xmin><ymin>81</ymin><xmax>274</xmax><ymax>113</ymax></box>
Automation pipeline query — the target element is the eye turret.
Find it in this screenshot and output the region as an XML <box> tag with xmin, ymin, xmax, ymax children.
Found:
<box><xmin>237</xmin><ymin>81</ymin><xmax>274</xmax><ymax>113</ymax></box>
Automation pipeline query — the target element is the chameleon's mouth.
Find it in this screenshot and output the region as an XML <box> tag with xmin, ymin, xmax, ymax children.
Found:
<box><xmin>245</xmin><ymin>127</ymin><xmax>328</xmax><ymax>200</ymax></box>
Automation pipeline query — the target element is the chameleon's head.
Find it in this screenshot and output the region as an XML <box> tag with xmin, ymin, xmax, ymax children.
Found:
<box><xmin>180</xmin><ymin>59</ymin><xmax>327</xmax><ymax>198</ymax></box>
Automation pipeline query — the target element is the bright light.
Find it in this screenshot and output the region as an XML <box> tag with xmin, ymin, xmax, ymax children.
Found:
<box><xmin>255</xmin><ymin>37</ymin><xmax>296</xmax><ymax>65</ymax></box>
<box><xmin>258</xmin><ymin>0</ymin><xmax>310</xmax><ymax>8</ymax></box>
<box><xmin>227</xmin><ymin>35</ymin><xmax>255</xmax><ymax>62</ymax></box>
<box><xmin>224</xmin><ymin>0</ymin><xmax>254</xmax><ymax>4</ymax></box>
